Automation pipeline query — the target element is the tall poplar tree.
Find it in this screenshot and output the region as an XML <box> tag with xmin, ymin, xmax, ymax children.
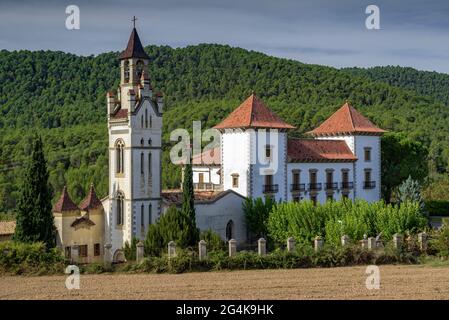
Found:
<box><xmin>13</xmin><ymin>135</ymin><xmax>56</xmax><ymax>248</ymax></box>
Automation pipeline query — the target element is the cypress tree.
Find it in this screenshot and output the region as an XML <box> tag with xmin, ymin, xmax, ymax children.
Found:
<box><xmin>181</xmin><ymin>163</ymin><xmax>199</xmax><ymax>246</ymax></box>
<box><xmin>13</xmin><ymin>135</ymin><xmax>56</xmax><ymax>247</ymax></box>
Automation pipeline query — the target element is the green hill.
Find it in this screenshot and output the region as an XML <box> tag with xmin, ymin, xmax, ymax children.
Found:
<box><xmin>343</xmin><ymin>66</ymin><xmax>449</xmax><ymax>107</ymax></box>
<box><xmin>0</xmin><ymin>44</ymin><xmax>448</xmax><ymax>211</ymax></box>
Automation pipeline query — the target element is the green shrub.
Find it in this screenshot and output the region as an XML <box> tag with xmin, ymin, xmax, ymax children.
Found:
<box><xmin>243</xmin><ymin>197</ymin><xmax>275</xmax><ymax>239</ymax></box>
<box><xmin>0</xmin><ymin>241</ymin><xmax>65</xmax><ymax>275</ymax></box>
<box><xmin>425</xmin><ymin>200</ymin><xmax>449</xmax><ymax>216</ymax></box>
<box><xmin>268</xmin><ymin>199</ymin><xmax>427</xmax><ymax>246</ymax></box>
<box><xmin>199</xmin><ymin>229</ymin><xmax>226</xmax><ymax>251</ymax></box>
<box><xmin>124</xmin><ymin>237</ymin><xmax>138</xmax><ymax>261</ymax></box>
<box><xmin>429</xmin><ymin>220</ymin><xmax>449</xmax><ymax>258</ymax></box>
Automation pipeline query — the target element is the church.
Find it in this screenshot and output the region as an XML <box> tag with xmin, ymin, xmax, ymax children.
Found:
<box><xmin>52</xmin><ymin>26</ymin><xmax>386</xmax><ymax>263</ymax></box>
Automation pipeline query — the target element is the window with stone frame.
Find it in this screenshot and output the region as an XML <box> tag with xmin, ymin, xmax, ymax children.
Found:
<box><xmin>115</xmin><ymin>139</ymin><xmax>125</xmax><ymax>174</ymax></box>
<box><xmin>116</xmin><ymin>191</ymin><xmax>124</xmax><ymax>226</ymax></box>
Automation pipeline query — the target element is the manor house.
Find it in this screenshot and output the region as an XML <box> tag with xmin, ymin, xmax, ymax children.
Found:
<box><xmin>53</xmin><ymin>26</ymin><xmax>385</xmax><ymax>262</ymax></box>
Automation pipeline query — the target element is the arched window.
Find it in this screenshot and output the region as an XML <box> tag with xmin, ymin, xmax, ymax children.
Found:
<box><xmin>140</xmin><ymin>152</ymin><xmax>144</xmax><ymax>175</ymax></box>
<box><xmin>149</xmin><ymin>115</ymin><xmax>152</xmax><ymax>128</ymax></box>
<box><xmin>115</xmin><ymin>140</ymin><xmax>125</xmax><ymax>174</ymax></box>
<box><xmin>136</xmin><ymin>60</ymin><xmax>144</xmax><ymax>79</ymax></box>
<box><xmin>148</xmin><ymin>138</ymin><xmax>152</xmax><ymax>146</ymax></box>
<box><xmin>116</xmin><ymin>191</ymin><xmax>124</xmax><ymax>226</ymax></box>
<box><xmin>140</xmin><ymin>204</ymin><xmax>144</xmax><ymax>227</ymax></box>
<box><xmin>226</xmin><ymin>220</ymin><xmax>234</xmax><ymax>241</ymax></box>
<box><xmin>145</xmin><ymin>109</ymin><xmax>148</xmax><ymax>128</ymax></box>
<box><xmin>124</xmin><ymin>60</ymin><xmax>130</xmax><ymax>83</ymax></box>
<box><xmin>148</xmin><ymin>203</ymin><xmax>152</xmax><ymax>225</ymax></box>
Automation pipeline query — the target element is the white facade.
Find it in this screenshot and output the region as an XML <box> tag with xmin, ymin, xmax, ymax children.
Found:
<box><xmin>104</xmin><ymin>36</ymin><xmax>163</xmax><ymax>258</ymax></box>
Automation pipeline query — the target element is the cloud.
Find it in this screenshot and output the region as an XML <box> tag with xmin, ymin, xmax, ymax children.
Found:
<box><xmin>0</xmin><ymin>0</ymin><xmax>448</xmax><ymax>73</ymax></box>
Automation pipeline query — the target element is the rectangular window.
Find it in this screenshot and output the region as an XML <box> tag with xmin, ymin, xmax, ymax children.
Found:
<box><xmin>149</xmin><ymin>203</ymin><xmax>152</xmax><ymax>225</ymax></box>
<box><xmin>65</xmin><ymin>246</ymin><xmax>71</xmax><ymax>259</ymax></box>
<box><xmin>79</xmin><ymin>245</ymin><xmax>88</xmax><ymax>258</ymax></box>
<box><xmin>365</xmin><ymin>170</ymin><xmax>372</xmax><ymax>182</ymax></box>
<box><xmin>265</xmin><ymin>145</ymin><xmax>272</xmax><ymax>160</ymax></box>
<box><xmin>141</xmin><ymin>205</ymin><xmax>144</xmax><ymax>227</ymax></box>
<box><xmin>310</xmin><ymin>171</ymin><xmax>317</xmax><ymax>184</ymax></box>
<box><xmin>326</xmin><ymin>171</ymin><xmax>333</xmax><ymax>184</ymax></box>
<box><xmin>364</xmin><ymin>147</ymin><xmax>371</xmax><ymax>162</ymax></box>
<box><xmin>232</xmin><ymin>174</ymin><xmax>239</xmax><ymax>188</ymax></box>
<box><xmin>94</xmin><ymin>244</ymin><xmax>100</xmax><ymax>256</ymax></box>
<box><xmin>265</xmin><ymin>174</ymin><xmax>273</xmax><ymax>186</ymax></box>
<box><xmin>199</xmin><ymin>173</ymin><xmax>204</xmax><ymax>186</ymax></box>
<box><xmin>293</xmin><ymin>172</ymin><xmax>300</xmax><ymax>185</ymax></box>
<box><xmin>342</xmin><ymin>170</ymin><xmax>349</xmax><ymax>183</ymax></box>
<box><xmin>148</xmin><ymin>152</ymin><xmax>152</xmax><ymax>175</ymax></box>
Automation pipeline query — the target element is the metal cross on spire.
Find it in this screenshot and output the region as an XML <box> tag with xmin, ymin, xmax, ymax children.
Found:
<box><xmin>132</xmin><ymin>16</ymin><xmax>137</xmax><ymax>28</ymax></box>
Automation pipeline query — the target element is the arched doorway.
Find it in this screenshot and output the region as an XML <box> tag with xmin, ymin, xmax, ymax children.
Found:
<box><xmin>113</xmin><ymin>249</ymin><xmax>126</xmax><ymax>263</ymax></box>
<box><xmin>226</xmin><ymin>220</ymin><xmax>234</xmax><ymax>241</ymax></box>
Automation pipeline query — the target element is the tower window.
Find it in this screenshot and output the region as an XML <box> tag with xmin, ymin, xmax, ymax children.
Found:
<box><xmin>141</xmin><ymin>204</ymin><xmax>144</xmax><ymax>227</ymax></box>
<box><xmin>124</xmin><ymin>60</ymin><xmax>130</xmax><ymax>83</ymax></box>
<box><xmin>265</xmin><ymin>145</ymin><xmax>272</xmax><ymax>160</ymax></box>
<box><xmin>141</xmin><ymin>152</ymin><xmax>144</xmax><ymax>174</ymax></box>
<box><xmin>231</xmin><ymin>174</ymin><xmax>239</xmax><ymax>188</ymax></box>
<box><xmin>364</xmin><ymin>147</ymin><xmax>372</xmax><ymax>162</ymax></box>
<box><xmin>116</xmin><ymin>191</ymin><xmax>124</xmax><ymax>226</ymax></box>
<box><xmin>149</xmin><ymin>203</ymin><xmax>152</xmax><ymax>225</ymax></box>
<box><xmin>115</xmin><ymin>140</ymin><xmax>125</xmax><ymax>174</ymax></box>
<box><xmin>149</xmin><ymin>115</ymin><xmax>152</xmax><ymax>128</ymax></box>
<box><xmin>148</xmin><ymin>138</ymin><xmax>152</xmax><ymax>146</ymax></box>
<box><xmin>141</xmin><ymin>115</ymin><xmax>144</xmax><ymax>128</ymax></box>
<box><xmin>145</xmin><ymin>109</ymin><xmax>148</xmax><ymax>128</ymax></box>
<box><xmin>148</xmin><ymin>152</ymin><xmax>152</xmax><ymax>175</ymax></box>
<box><xmin>136</xmin><ymin>60</ymin><xmax>144</xmax><ymax>79</ymax></box>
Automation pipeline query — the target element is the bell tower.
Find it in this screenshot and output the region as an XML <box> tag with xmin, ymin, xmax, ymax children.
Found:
<box><xmin>106</xmin><ymin>19</ymin><xmax>163</xmax><ymax>259</ymax></box>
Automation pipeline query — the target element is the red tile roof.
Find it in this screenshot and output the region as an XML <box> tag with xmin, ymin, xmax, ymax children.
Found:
<box><xmin>161</xmin><ymin>190</ymin><xmax>221</xmax><ymax>205</ymax></box>
<box><xmin>111</xmin><ymin>108</ymin><xmax>128</xmax><ymax>120</ymax></box>
<box><xmin>307</xmin><ymin>102</ymin><xmax>386</xmax><ymax>136</ymax></box>
<box><xmin>288</xmin><ymin>139</ymin><xmax>357</xmax><ymax>162</ymax></box>
<box><xmin>118</xmin><ymin>28</ymin><xmax>150</xmax><ymax>60</ymax></box>
<box><xmin>53</xmin><ymin>186</ymin><xmax>79</xmax><ymax>212</ymax></box>
<box><xmin>71</xmin><ymin>215</ymin><xmax>96</xmax><ymax>228</ymax></box>
<box><xmin>79</xmin><ymin>184</ymin><xmax>103</xmax><ymax>211</ymax></box>
<box><xmin>192</xmin><ymin>147</ymin><xmax>221</xmax><ymax>166</ymax></box>
<box><xmin>214</xmin><ymin>94</ymin><xmax>295</xmax><ymax>130</ymax></box>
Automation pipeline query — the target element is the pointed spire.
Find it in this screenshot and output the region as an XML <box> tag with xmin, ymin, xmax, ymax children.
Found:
<box><xmin>119</xmin><ymin>27</ymin><xmax>150</xmax><ymax>60</ymax></box>
<box><xmin>52</xmin><ymin>186</ymin><xmax>79</xmax><ymax>212</ymax></box>
<box><xmin>214</xmin><ymin>94</ymin><xmax>295</xmax><ymax>130</ymax></box>
<box><xmin>307</xmin><ymin>102</ymin><xmax>387</xmax><ymax>136</ymax></box>
<box><xmin>79</xmin><ymin>183</ymin><xmax>102</xmax><ymax>211</ymax></box>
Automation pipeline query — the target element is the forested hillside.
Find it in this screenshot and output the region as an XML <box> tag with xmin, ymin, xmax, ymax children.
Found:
<box><xmin>343</xmin><ymin>66</ymin><xmax>449</xmax><ymax>106</ymax></box>
<box><xmin>0</xmin><ymin>44</ymin><xmax>448</xmax><ymax>211</ymax></box>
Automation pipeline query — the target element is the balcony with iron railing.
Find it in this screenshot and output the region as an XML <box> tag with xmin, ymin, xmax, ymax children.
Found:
<box><xmin>363</xmin><ymin>181</ymin><xmax>376</xmax><ymax>189</ymax></box>
<box><xmin>308</xmin><ymin>183</ymin><xmax>322</xmax><ymax>191</ymax></box>
<box><xmin>263</xmin><ymin>184</ymin><xmax>279</xmax><ymax>194</ymax></box>
<box><xmin>290</xmin><ymin>183</ymin><xmax>306</xmax><ymax>192</ymax></box>
<box><xmin>325</xmin><ymin>182</ymin><xmax>338</xmax><ymax>190</ymax></box>
<box><xmin>340</xmin><ymin>182</ymin><xmax>354</xmax><ymax>190</ymax></box>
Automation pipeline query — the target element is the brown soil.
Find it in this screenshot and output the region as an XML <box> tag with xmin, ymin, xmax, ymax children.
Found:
<box><xmin>1</xmin><ymin>265</ymin><xmax>448</xmax><ymax>300</ymax></box>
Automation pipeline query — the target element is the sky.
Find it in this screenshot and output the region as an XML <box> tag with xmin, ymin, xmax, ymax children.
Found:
<box><xmin>1</xmin><ymin>0</ymin><xmax>449</xmax><ymax>73</ymax></box>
